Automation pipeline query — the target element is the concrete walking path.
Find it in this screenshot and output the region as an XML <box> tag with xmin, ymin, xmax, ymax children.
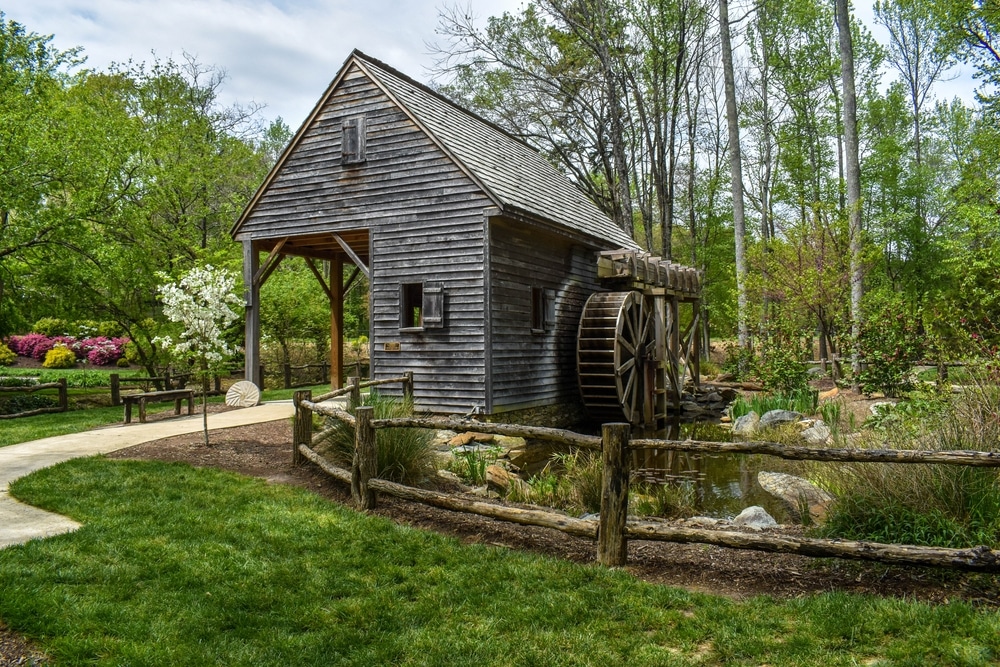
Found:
<box><xmin>0</xmin><ymin>402</ymin><xmax>296</xmax><ymax>548</ymax></box>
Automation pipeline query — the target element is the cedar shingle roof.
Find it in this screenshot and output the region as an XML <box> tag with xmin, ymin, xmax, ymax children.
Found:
<box><xmin>352</xmin><ymin>51</ymin><xmax>637</xmax><ymax>250</ymax></box>
<box><xmin>233</xmin><ymin>49</ymin><xmax>638</xmax><ymax>250</ymax></box>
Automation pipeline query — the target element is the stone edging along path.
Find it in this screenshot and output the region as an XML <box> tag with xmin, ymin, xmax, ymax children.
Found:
<box><xmin>0</xmin><ymin>402</ymin><xmax>295</xmax><ymax>548</ymax></box>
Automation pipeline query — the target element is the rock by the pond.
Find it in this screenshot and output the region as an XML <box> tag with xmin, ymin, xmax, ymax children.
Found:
<box><xmin>448</xmin><ymin>431</ymin><xmax>495</xmax><ymax>447</ymax></box>
<box><xmin>485</xmin><ymin>464</ymin><xmax>529</xmax><ymax>497</ymax></box>
<box><xmin>732</xmin><ymin>506</ymin><xmax>778</xmax><ymax>530</ymax></box>
<box><xmin>732</xmin><ymin>411</ymin><xmax>760</xmax><ymax>436</ymax></box>
<box><xmin>869</xmin><ymin>400</ymin><xmax>897</xmax><ymax>416</ymax></box>
<box><xmin>436</xmin><ymin>469</ymin><xmax>463</xmax><ymax>484</ymax></box>
<box><xmin>759</xmin><ymin>409</ymin><xmax>803</xmax><ymax>429</ymax></box>
<box><xmin>800</xmin><ymin>420</ymin><xmax>831</xmax><ymax>445</ymax></box>
<box><xmin>757</xmin><ymin>471</ymin><xmax>834</xmax><ymax>524</ymax></box>
<box><xmin>684</xmin><ymin>516</ymin><xmax>723</xmax><ymax>528</ymax></box>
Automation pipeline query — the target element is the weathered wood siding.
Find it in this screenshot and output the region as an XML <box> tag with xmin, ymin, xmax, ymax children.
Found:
<box><xmin>237</xmin><ymin>64</ymin><xmax>492</xmax><ymax>412</ymax></box>
<box><xmin>488</xmin><ymin>218</ymin><xmax>603</xmax><ymax>412</ymax></box>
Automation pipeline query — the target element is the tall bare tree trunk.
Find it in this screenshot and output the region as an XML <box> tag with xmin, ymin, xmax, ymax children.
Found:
<box><xmin>836</xmin><ymin>0</ymin><xmax>864</xmax><ymax>386</ymax></box>
<box><xmin>719</xmin><ymin>0</ymin><xmax>749</xmax><ymax>349</ymax></box>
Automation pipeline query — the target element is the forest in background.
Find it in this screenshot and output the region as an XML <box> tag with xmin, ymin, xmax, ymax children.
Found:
<box><xmin>1</xmin><ymin>0</ymin><xmax>999</xmax><ymax>376</ymax></box>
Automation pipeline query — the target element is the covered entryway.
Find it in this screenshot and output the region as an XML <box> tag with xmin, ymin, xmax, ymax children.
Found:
<box><xmin>242</xmin><ymin>229</ymin><xmax>370</xmax><ymax>390</ymax></box>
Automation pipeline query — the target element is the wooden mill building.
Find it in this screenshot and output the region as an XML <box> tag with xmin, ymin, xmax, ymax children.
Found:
<box><xmin>233</xmin><ymin>50</ymin><xmax>649</xmax><ymax>417</ymax></box>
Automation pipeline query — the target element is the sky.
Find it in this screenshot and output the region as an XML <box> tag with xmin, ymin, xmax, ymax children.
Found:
<box><xmin>4</xmin><ymin>0</ymin><xmax>978</xmax><ymax>133</ymax></box>
<box><xmin>4</xmin><ymin>0</ymin><xmax>526</xmax><ymax>131</ymax></box>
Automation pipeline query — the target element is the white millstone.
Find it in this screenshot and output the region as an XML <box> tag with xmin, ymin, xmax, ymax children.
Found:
<box><xmin>226</xmin><ymin>380</ymin><xmax>261</xmax><ymax>407</ymax></box>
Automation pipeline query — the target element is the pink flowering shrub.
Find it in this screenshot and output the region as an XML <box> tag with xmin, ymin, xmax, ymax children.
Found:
<box><xmin>4</xmin><ymin>333</ymin><xmax>130</xmax><ymax>365</ymax></box>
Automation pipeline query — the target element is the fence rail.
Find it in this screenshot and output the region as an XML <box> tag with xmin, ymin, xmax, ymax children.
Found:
<box><xmin>0</xmin><ymin>379</ymin><xmax>68</xmax><ymax>419</ymax></box>
<box><xmin>291</xmin><ymin>384</ymin><xmax>1000</xmax><ymax>573</ymax></box>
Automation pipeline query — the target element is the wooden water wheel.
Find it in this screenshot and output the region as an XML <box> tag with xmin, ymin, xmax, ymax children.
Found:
<box><xmin>577</xmin><ymin>291</ymin><xmax>657</xmax><ymax>424</ymax></box>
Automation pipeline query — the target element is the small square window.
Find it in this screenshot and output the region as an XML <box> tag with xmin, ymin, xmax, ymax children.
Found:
<box><xmin>401</xmin><ymin>283</ymin><xmax>423</xmax><ymax>329</ymax></box>
<box><xmin>400</xmin><ymin>283</ymin><xmax>445</xmax><ymax>331</ymax></box>
<box><xmin>530</xmin><ymin>287</ymin><xmax>545</xmax><ymax>333</ymax></box>
<box><xmin>342</xmin><ymin>115</ymin><xmax>367</xmax><ymax>165</ymax></box>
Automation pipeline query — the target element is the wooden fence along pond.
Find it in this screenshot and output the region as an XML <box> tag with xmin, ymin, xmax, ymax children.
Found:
<box><xmin>292</xmin><ymin>379</ymin><xmax>1000</xmax><ymax>573</ymax></box>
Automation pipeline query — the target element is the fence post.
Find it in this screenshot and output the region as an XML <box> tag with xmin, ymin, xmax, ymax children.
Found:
<box><xmin>259</xmin><ymin>365</ymin><xmax>266</xmax><ymax>389</ymax></box>
<box><xmin>283</xmin><ymin>363</ymin><xmax>292</xmax><ymax>389</ymax></box>
<box><xmin>110</xmin><ymin>373</ymin><xmax>121</xmax><ymax>406</ymax></box>
<box><xmin>57</xmin><ymin>378</ymin><xmax>68</xmax><ymax>412</ymax></box>
<box><xmin>349</xmin><ymin>375</ymin><xmax>361</xmax><ymax>407</ymax></box>
<box><xmin>352</xmin><ymin>406</ymin><xmax>377</xmax><ymax>510</ymax></box>
<box><xmin>403</xmin><ymin>371</ymin><xmax>414</xmax><ymax>402</ymax></box>
<box><xmin>320</xmin><ymin>362</ymin><xmax>329</xmax><ymax>385</ymax></box>
<box><xmin>598</xmin><ymin>422</ymin><xmax>631</xmax><ymax>567</ymax></box>
<box><xmin>292</xmin><ymin>390</ymin><xmax>312</xmax><ymax>466</ymax></box>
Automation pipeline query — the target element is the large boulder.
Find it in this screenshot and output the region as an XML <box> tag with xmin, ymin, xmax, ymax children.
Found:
<box><xmin>732</xmin><ymin>411</ymin><xmax>760</xmax><ymax>437</ymax></box>
<box><xmin>732</xmin><ymin>506</ymin><xmax>778</xmax><ymax>530</ymax></box>
<box><xmin>800</xmin><ymin>420</ymin><xmax>831</xmax><ymax>445</ymax></box>
<box><xmin>757</xmin><ymin>471</ymin><xmax>834</xmax><ymax>524</ymax></box>
<box><xmin>759</xmin><ymin>409</ymin><xmax>802</xmax><ymax>429</ymax></box>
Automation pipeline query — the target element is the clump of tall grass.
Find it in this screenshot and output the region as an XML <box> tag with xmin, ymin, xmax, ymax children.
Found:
<box><xmin>508</xmin><ymin>450</ymin><xmax>603</xmax><ymax>514</ymax></box>
<box><xmin>816</xmin><ymin>377</ymin><xmax>1000</xmax><ymax>548</ymax></box>
<box><xmin>728</xmin><ymin>388</ymin><xmax>817</xmax><ymax>421</ymax></box>
<box><xmin>314</xmin><ymin>390</ymin><xmax>435</xmax><ymax>485</ymax></box>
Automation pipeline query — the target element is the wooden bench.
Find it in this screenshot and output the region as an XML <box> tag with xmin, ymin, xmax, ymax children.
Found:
<box><xmin>123</xmin><ymin>389</ymin><xmax>196</xmax><ymax>424</ymax></box>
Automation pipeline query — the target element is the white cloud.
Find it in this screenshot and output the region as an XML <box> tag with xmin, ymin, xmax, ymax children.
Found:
<box><xmin>4</xmin><ymin>0</ymin><xmax>524</xmax><ymax>128</ymax></box>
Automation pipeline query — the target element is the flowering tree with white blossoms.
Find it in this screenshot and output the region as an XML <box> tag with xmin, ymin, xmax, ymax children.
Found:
<box><xmin>154</xmin><ymin>265</ymin><xmax>243</xmax><ymax>446</ymax></box>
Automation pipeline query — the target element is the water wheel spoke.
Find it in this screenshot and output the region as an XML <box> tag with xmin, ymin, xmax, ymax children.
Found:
<box><xmin>617</xmin><ymin>356</ymin><xmax>636</xmax><ymax>376</ymax></box>
<box><xmin>616</xmin><ymin>333</ymin><xmax>635</xmax><ymax>356</ymax></box>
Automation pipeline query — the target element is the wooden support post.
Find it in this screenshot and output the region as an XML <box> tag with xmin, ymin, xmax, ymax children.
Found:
<box><xmin>110</xmin><ymin>374</ymin><xmax>121</xmax><ymax>406</ymax></box>
<box><xmin>349</xmin><ymin>375</ymin><xmax>361</xmax><ymax>407</ymax></box>
<box><xmin>282</xmin><ymin>362</ymin><xmax>292</xmax><ymax>389</ymax></box>
<box><xmin>330</xmin><ymin>258</ymin><xmax>344</xmax><ymax>390</ymax></box>
<box><xmin>321</xmin><ymin>362</ymin><xmax>329</xmax><ymax>385</ymax></box>
<box><xmin>292</xmin><ymin>390</ymin><xmax>312</xmax><ymax>466</ymax></box>
<box><xmin>403</xmin><ymin>371</ymin><xmax>414</xmax><ymax>402</ymax></box>
<box><xmin>598</xmin><ymin>422</ymin><xmax>631</xmax><ymax>567</ymax></box>
<box><xmin>57</xmin><ymin>378</ymin><xmax>68</xmax><ymax>412</ymax></box>
<box><xmin>352</xmin><ymin>406</ymin><xmax>377</xmax><ymax>510</ymax></box>
<box><xmin>692</xmin><ymin>301</ymin><xmax>701</xmax><ymax>389</ymax></box>
<box><xmin>163</xmin><ymin>370</ymin><xmax>172</xmax><ymax>391</ymax></box>
<box><xmin>243</xmin><ymin>240</ymin><xmax>262</xmax><ymax>388</ymax></box>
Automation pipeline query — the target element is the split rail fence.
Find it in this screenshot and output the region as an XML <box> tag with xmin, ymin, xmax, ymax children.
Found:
<box><xmin>292</xmin><ymin>389</ymin><xmax>1000</xmax><ymax>573</ymax></box>
<box><xmin>0</xmin><ymin>378</ymin><xmax>68</xmax><ymax>419</ymax></box>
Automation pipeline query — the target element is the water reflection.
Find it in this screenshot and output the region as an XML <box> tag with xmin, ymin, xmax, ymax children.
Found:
<box><xmin>633</xmin><ymin>420</ymin><xmax>789</xmax><ymax>522</ymax></box>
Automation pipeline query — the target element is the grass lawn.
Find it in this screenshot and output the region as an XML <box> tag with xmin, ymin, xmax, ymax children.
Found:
<box><xmin>1</xmin><ymin>458</ymin><xmax>998</xmax><ymax>666</ymax></box>
<box><xmin>0</xmin><ymin>384</ymin><xmax>327</xmax><ymax>448</ymax></box>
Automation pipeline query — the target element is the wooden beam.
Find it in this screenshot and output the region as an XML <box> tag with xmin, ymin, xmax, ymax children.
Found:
<box><xmin>344</xmin><ymin>266</ymin><xmax>362</xmax><ymax>296</ymax></box>
<box><xmin>253</xmin><ymin>237</ymin><xmax>287</xmax><ymax>286</ymax></box>
<box><xmin>305</xmin><ymin>258</ymin><xmax>333</xmax><ymax>301</ymax></box>
<box><xmin>242</xmin><ymin>241</ymin><xmax>262</xmax><ymax>387</ymax></box>
<box><xmin>258</xmin><ymin>253</ymin><xmax>285</xmax><ymax>287</ymax></box>
<box><xmin>330</xmin><ymin>258</ymin><xmax>344</xmax><ymax>389</ymax></box>
<box><xmin>332</xmin><ymin>233</ymin><xmax>370</xmax><ymax>279</ymax></box>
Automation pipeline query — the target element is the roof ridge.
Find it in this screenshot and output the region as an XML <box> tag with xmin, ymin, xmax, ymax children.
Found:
<box><xmin>349</xmin><ymin>49</ymin><xmax>537</xmax><ymax>154</ymax></box>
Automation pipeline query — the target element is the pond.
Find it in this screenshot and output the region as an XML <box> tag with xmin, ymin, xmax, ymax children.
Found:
<box><xmin>631</xmin><ymin>420</ymin><xmax>791</xmax><ymax>523</ymax></box>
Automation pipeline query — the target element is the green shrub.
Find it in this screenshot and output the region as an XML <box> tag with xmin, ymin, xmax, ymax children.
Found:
<box><xmin>0</xmin><ymin>393</ymin><xmax>56</xmax><ymax>415</ymax></box>
<box><xmin>816</xmin><ymin>377</ymin><xmax>1000</xmax><ymax>548</ymax></box>
<box><xmin>757</xmin><ymin>327</ymin><xmax>811</xmax><ymax>395</ymax></box>
<box><xmin>856</xmin><ymin>308</ymin><xmax>924</xmax><ymax>397</ymax></box>
<box><xmin>0</xmin><ymin>342</ymin><xmax>16</xmax><ymax>366</ymax></box>
<box><xmin>32</xmin><ymin>317</ymin><xmax>67</xmax><ymax>336</ymax></box>
<box><xmin>116</xmin><ymin>357</ymin><xmax>131</xmax><ymax>368</ymax></box>
<box><xmin>721</xmin><ymin>343</ymin><xmax>756</xmax><ymax>380</ymax></box>
<box><xmin>314</xmin><ymin>390</ymin><xmax>434</xmax><ymax>485</ymax></box>
<box><xmin>42</xmin><ymin>345</ymin><xmax>77</xmax><ymax>369</ymax></box>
